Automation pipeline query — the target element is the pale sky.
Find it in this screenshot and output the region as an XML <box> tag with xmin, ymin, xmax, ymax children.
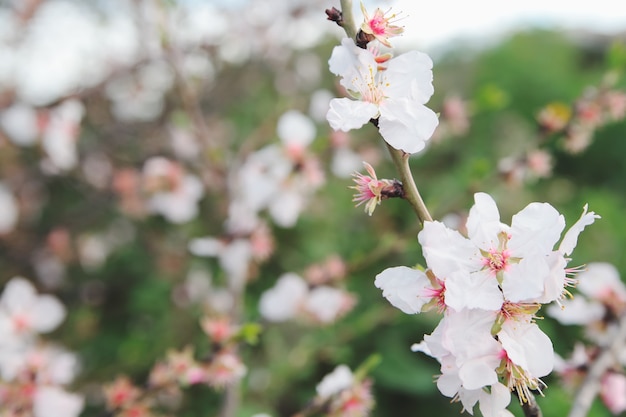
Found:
<box><xmin>358</xmin><ymin>0</ymin><xmax>626</xmax><ymax>52</ymax></box>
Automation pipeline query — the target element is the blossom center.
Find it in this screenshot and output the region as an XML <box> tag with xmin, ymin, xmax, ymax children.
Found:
<box><xmin>350</xmin><ymin>63</ymin><xmax>387</xmax><ymax>106</ymax></box>
<box><xmin>482</xmin><ymin>248</ymin><xmax>511</xmax><ymax>274</ymax></box>
<box><xmin>12</xmin><ymin>313</ymin><xmax>31</xmax><ymax>333</ymax></box>
<box><xmin>368</xmin><ymin>16</ymin><xmax>387</xmax><ymax>35</ymax></box>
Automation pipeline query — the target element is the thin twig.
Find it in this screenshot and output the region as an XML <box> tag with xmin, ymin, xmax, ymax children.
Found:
<box><xmin>521</xmin><ymin>392</ymin><xmax>543</xmax><ymax>417</ymax></box>
<box><xmin>338</xmin><ymin>0</ymin><xmax>356</xmax><ymax>39</ymax></box>
<box><xmin>385</xmin><ymin>143</ymin><xmax>433</xmax><ymax>225</ymax></box>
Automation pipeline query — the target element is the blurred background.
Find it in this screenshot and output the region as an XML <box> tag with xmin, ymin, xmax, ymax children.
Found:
<box><xmin>1</xmin><ymin>0</ymin><xmax>626</xmax><ymax>416</ymax></box>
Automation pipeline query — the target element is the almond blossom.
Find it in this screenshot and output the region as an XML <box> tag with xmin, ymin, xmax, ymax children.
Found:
<box><xmin>0</xmin><ymin>277</ymin><xmax>66</xmax><ymax>345</ymax></box>
<box><xmin>315</xmin><ymin>365</ymin><xmax>374</xmax><ymax>417</ymax></box>
<box><xmin>412</xmin><ymin>309</ymin><xmax>553</xmax><ymax>412</ymax></box>
<box><xmin>359</xmin><ymin>2</ymin><xmax>403</xmax><ymax>48</ymax></box>
<box><xmin>375</xmin><ymin>192</ymin><xmax>599</xmax><ymax>412</ymax></box>
<box><xmin>228</xmin><ymin>110</ymin><xmax>323</xmax><ymax>228</ymax></box>
<box><xmin>0</xmin><ymin>277</ymin><xmax>83</xmax><ymax>417</ymax></box>
<box><xmin>258</xmin><ymin>272</ymin><xmax>355</xmax><ymax>324</ymax></box>
<box><xmin>351</xmin><ymin>162</ymin><xmax>398</xmax><ymax>216</ymax></box>
<box><xmin>327</xmin><ymin>38</ymin><xmax>439</xmax><ymax>154</ymax></box>
<box><xmin>141</xmin><ymin>156</ymin><xmax>204</xmax><ymax>224</ymax></box>
<box><xmin>417</xmin><ymin>192</ymin><xmax>600</xmax><ymax>310</ymax></box>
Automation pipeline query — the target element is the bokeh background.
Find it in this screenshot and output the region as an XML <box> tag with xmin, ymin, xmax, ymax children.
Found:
<box><xmin>1</xmin><ymin>0</ymin><xmax>626</xmax><ymax>416</ymax></box>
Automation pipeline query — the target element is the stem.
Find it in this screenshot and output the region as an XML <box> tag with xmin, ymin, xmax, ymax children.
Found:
<box><xmin>386</xmin><ymin>143</ymin><xmax>433</xmax><ymax>225</ymax></box>
<box><xmin>219</xmin><ymin>384</ymin><xmax>242</xmax><ymax>417</ymax></box>
<box><xmin>567</xmin><ymin>312</ymin><xmax>626</xmax><ymax>417</ymax></box>
<box><xmin>339</xmin><ymin>0</ymin><xmax>357</xmax><ymax>39</ymax></box>
<box><xmin>521</xmin><ymin>392</ymin><xmax>543</xmax><ymax>417</ymax></box>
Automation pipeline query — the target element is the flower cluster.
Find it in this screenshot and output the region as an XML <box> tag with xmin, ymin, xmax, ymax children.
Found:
<box><xmin>0</xmin><ymin>99</ymin><xmax>85</xmax><ymax>172</ymax></box>
<box><xmin>103</xmin><ymin>316</ymin><xmax>247</xmax><ymax>417</ymax></box>
<box><xmin>111</xmin><ymin>156</ymin><xmax>205</xmax><ymax>224</ymax></box>
<box><xmin>537</xmin><ymin>77</ymin><xmax>626</xmax><ymax>154</ymax></box>
<box><xmin>228</xmin><ymin>110</ymin><xmax>325</xmax><ymax>228</ymax></box>
<box><xmin>259</xmin><ymin>269</ymin><xmax>356</xmax><ymax>325</ymax></box>
<box><xmin>0</xmin><ymin>277</ymin><xmax>84</xmax><ymax>417</ymax></box>
<box><xmin>375</xmin><ymin>192</ymin><xmax>599</xmax><ymax>414</ymax></box>
<box><xmin>326</xmin><ymin>19</ymin><xmax>438</xmax><ymax>154</ymax></box>
<box><xmin>351</xmin><ymin>162</ymin><xmax>401</xmax><ymax>216</ymax></box>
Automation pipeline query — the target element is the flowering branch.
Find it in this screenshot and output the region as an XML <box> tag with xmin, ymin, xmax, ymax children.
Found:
<box><xmin>332</xmin><ymin>0</ymin><xmax>434</xmax><ymax>225</ymax></box>
<box><xmin>567</xmin><ymin>311</ymin><xmax>626</xmax><ymax>417</ymax></box>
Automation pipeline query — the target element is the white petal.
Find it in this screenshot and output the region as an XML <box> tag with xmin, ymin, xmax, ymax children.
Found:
<box><xmin>268</xmin><ymin>189</ymin><xmax>302</xmax><ymax>228</ymax></box>
<box><xmin>316</xmin><ymin>364</ymin><xmax>353</xmax><ymax>399</ymax></box>
<box><xmin>501</xmin><ymin>256</ymin><xmax>549</xmax><ymax>303</ymax></box>
<box><xmin>304</xmin><ymin>286</ymin><xmax>346</xmax><ymax>323</ymax></box>
<box><xmin>329</xmin><ymin>39</ymin><xmax>378</xmax><ymax>93</ymax></box>
<box><xmin>459</xmin><ymin>357</ymin><xmax>499</xmax><ymax>390</ymax></box>
<box><xmin>219</xmin><ymin>239</ymin><xmax>252</xmax><ymax>290</ymax></box>
<box><xmin>258</xmin><ymin>273</ymin><xmax>308</xmax><ymax>322</ymax></box>
<box><xmin>384</xmin><ymin>50</ymin><xmax>434</xmax><ymax>103</ymax></box>
<box><xmin>326</xmin><ymin>98</ymin><xmax>377</xmax><ymax>132</ymax></box>
<box><xmin>328</xmin><ymin>38</ymin><xmax>362</xmax><ymax>77</ymax></box>
<box><xmin>479</xmin><ymin>383</ymin><xmax>513</xmax><ymax>417</ymax></box>
<box><xmin>437</xmin><ymin>368</ymin><xmax>463</xmax><ymax>398</ymax></box>
<box><xmin>188</xmin><ymin>237</ymin><xmax>222</xmax><ymax>257</ymax></box>
<box><xmin>378</xmin><ymin>98</ymin><xmax>438</xmax><ymax>153</ymax></box>
<box><xmin>418</xmin><ymin>221</ymin><xmax>482</xmax><ymax>279</ymax></box>
<box><xmin>458</xmin><ymin>387</ymin><xmax>482</xmax><ymax>415</ymax></box>
<box><xmin>445</xmin><ymin>270</ymin><xmax>503</xmax><ymax>312</ymax></box>
<box><xmin>466</xmin><ymin>193</ymin><xmax>505</xmax><ymax>250</ymax></box>
<box><xmin>32</xmin><ymin>295</ymin><xmax>66</xmax><ymax>333</ymax></box>
<box><xmin>535</xmin><ymin>251</ymin><xmax>568</xmax><ymax>304</ymax></box>
<box><xmin>498</xmin><ymin>321</ymin><xmax>554</xmax><ymax>378</ymax></box>
<box><xmin>277</xmin><ymin>110</ymin><xmax>316</xmax><ymax>147</ymax></box>
<box><xmin>33</xmin><ymin>386</ymin><xmax>84</xmax><ymax>417</ymax></box>
<box><xmin>577</xmin><ymin>262</ymin><xmax>626</xmax><ymax>301</ymax></box>
<box><xmin>1</xmin><ymin>277</ymin><xmax>37</xmax><ymax>313</ymax></box>
<box><xmin>508</xmin><ymin>202</ymin><xmax>565</xmax><ymax>256</ymax></box>
<box><xmin>441</xmin><ymin>309</ymin><xmax>500</xmax><ymax>361</ymax></box>
<box><xmin>375</xmin><ymin>266</ymin><xmax>431</xmax><ymax>314</ymax></box>
<box><xmin>547</xmin><ymin>297</ymin><xmax>605</xmax><ymax>325</ymax></box>
<box><xmin>436</xmin><ymin>355</ymin><xmax>461</xmax><ymax>389</ymax></box>
<box><xmin>559</xmin><ymin>204</ymin><xmax>600</xmax><ymax>256</ymax></box>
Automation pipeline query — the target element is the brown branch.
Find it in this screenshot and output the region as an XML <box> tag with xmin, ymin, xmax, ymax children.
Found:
<box><xmin>521</xmin><ymin>392</ymin><xmax>543</xmax><ymax>417</ymax></box>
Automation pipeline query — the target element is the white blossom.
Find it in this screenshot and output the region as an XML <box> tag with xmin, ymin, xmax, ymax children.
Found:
<box><xmin>327</xmin><ymin>38</ymin><xmax>438</xmax><ymax>154</ymax></box>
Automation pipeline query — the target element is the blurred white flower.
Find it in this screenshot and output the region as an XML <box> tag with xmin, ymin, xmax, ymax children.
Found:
<box><xmin>0</xmin><ymin>344</ymin><xmax>80</xmax><ymax>386</ymax></box>
<box><xmin>309</xmin><ymin>89</ymin><xmax>334</xmax><ymax>122</ymax></box>
<box><xmin>0</xmin><ymin>103</ymin><xmax>39</xmax><ymax>145</ymax></box>
<box><xmin>277</xmin><ymin>110</ymin><xmax>316</xmax><ymax>150</ymax></box>
<box><xmin>33</xmin><ymin>386</ymin><xmax>84</xmax><ymax>417</ymax></box>
<box><xmin>303</xmin><ymin>286</ymin><xmax>351</xmax><ymax>323</ymax></box>
<box><xmin>331</xmin><ymin>146</ymin><xmax>362</xmax><ymax>179</ymax></box>
<box><xmin>0</xmin><ymin>277</ymin><xmax>66</xmax><ymax>344</ymax></box>
<box><xmin>147</xmin><ymin>174</ymin><xmax>204</xmax><ymax>223</ymax></box>
<box><xmin>142</xmin><ymin>157</ymin><xmax>204</xmax><ymax>224</ymax></box>
<box><xmin>316</xmin><ymin>365</ymin><xmax>354</xmax><ymax>399</ymax></box>
<box><xmin>259</xmin><ymin>273</ymin><xmax>308</xmax><ymax>322</ymax></box>
<box><xmin>41</xmin><ymin>99</ymin><xmax>84</xmax><ymax>171</ymax></box>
